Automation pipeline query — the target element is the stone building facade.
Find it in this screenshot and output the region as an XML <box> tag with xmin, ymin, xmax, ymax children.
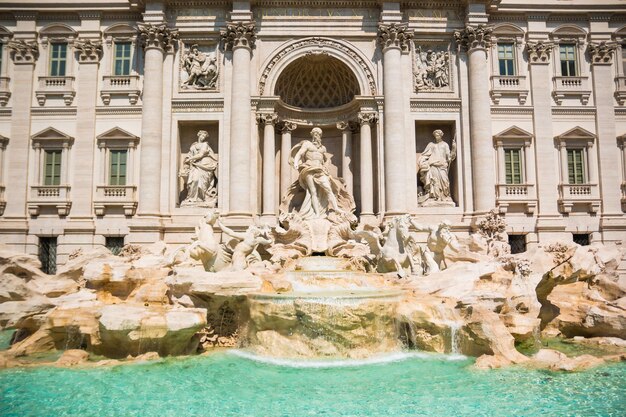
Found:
<box><xmin>0</xmin><ymin>0</ymin><xmax>624</xmax><ymax>267</ymax></box>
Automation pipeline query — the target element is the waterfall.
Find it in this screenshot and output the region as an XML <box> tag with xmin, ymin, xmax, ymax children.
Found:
<box><xmin>448</xmin><ymin>322</ymin><xmax>461</xmax><ymax>354</ymax></box>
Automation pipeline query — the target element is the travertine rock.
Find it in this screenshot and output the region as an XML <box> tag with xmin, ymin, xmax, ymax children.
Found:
<box><xmin>55</xmin><ymin>349</ymin><xmax>90</xmax><ymax>366</ymax></box>
<box><xmin>167</xmin><ymin>266</ymin><xmax>263</xmax><ymax>296</ymax></box>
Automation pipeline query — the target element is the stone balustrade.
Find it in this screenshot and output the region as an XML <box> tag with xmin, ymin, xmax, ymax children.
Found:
<box><xmin>27</xmin><ymin>185</ymin><xmax>72</xmax><ymax>216</ymax></box>
<box><xmin>94</xmin><ymin>185</ymin><xmax>138</xmax><ymax>216</ymax></box>
<box><xmin>100</xmin><ymin>75</ymin><xmax>141</xmax><ymax>105</ymax></box>
<box><xmin>35</xmin><ymin>76</ymin><xmax>76</xmax><ymax>105</ymax></box>
<box><xmin>489</xmin><ymin>75</ymin><xmax>528</xmax><ymax>104</ymax></box>
<box><xmin>552</xmin><ymin>75</ymin><xmax>591</xmax><ymax>105</ymax></box>
<box><xmin>496</xmin><ymin>183</ymin><xmax>537</xmax><ymax>214</ymax></box>
<box><xmin>558</xmin><ymin>183</ymin><xmax>600</xmax><ymax>213</ymax></box>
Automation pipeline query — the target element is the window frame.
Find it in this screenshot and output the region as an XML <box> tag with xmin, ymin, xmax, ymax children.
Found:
<box><xmin>566</xmin><ymin>147</ymin><xmax>586</xmax><ymax>184</ymax></box>
<box><xmin>48</xmin><ymin>42</ymin><xmax>68</xmax><ymax>77</ymax></box>
<box><xmin>30</xmin><ymin>127</ymin><xmax>74</xmax><ymax>187</ymax></box>
<box><xmin>559</xmin><ymin>43</ymin><xmax>578</xmax><ymax>77</ymax></box>
<box><xmin>96</xmin><ymin>127</ymin><xmax>139</xmax><ymax>187</ymax></box>
<box><xmin>103</xmin><ymin>25</ymin><xmax>138</xmax><ymax>77</ymax></box>
<box><xmin>555</xmin><ymin>127</ymin><xmax>597</xmax><ymax>187</ymax></box>
<box><xmin>497</xmin><ymin>42</ymin><xmax>516</xmax><ymax>76</ymax></box>
<box><xmin>113</xmin><ymin>41</ymin><xmax>132</xmax><ymax>76</ymax></box>
<box><xmin>43</xmin><ymin>148</ymin><xmax>62</xmax><ymax>186</ymax></box>
<box><xmin>503</xmin><ymin>147</ymin><xmax>524</xmax><ymax>184</ymax></box>
<box><xmin>38</xmin><ymin>24</ymin><xmax>77</xmax><ymax>78</ymax></box>
<box><xmin>108</xmin><ymin>148</ymin><xmax>128</xmax><ymax>186</ymax></box>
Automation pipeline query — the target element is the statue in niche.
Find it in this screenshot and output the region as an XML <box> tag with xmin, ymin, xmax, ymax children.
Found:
<box><xmin>280</xmin><ymin>127</ymin><xmax>356</xmax><ymax>221</ymax></box>
<box><xmin>417</xmin><ymin>129</ymin><xmax>456</xmax><ymax>207</ymax></box>
<box><xmin>414</xmin><ymin>46</ymin><xmax>450</xmax><ymax>91</ymax></box>
<box><xmin>179</xmin><ymin>130</ymin><xmax>218</xmax><ymax>207</ymax></box>
<box><xmin>181</xmin><ymin>44</ymin><xmax>218</xmax><ymax>89</ymax></box>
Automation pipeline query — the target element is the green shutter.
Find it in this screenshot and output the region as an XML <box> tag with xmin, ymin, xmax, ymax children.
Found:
<box><xmin>504</xmin><ymin>148</ymin><xmax>522</xmax><ymax>185</ymax></box>
<box><xmin>567</xmin><ymin>149</ymin><xmax>585</xmax><ymax>184</ymax></box>
<box><xmin>109</xmin><ymin>150</ymin><xmax>127</xmax><ymax>186</ymax></box>
<box><xmin>44</xmin><ymin>150</ymin><xmax>62</xmax><ymax>186</ymax></box>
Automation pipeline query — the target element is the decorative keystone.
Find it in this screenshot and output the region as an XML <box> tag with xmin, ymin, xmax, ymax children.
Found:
<box><xmin>7</xmin><ymin>40</ymin><xmax>39</xmax><ymax>64</ymax></box>
<box><xmin>221</xmin><ymin>21</ymin><xmax>256</xmax><ymax>51</ymax></box>
<box><xmin>377</xmin><ymin>23</ymin><xmax>413</xmax><ymax>53</ymax></box>
<box><xmin>587</xmin><ymin>41</ymin><xmax>618</xmax><ymax>65</ymax></box>
<box><xmin>526</xmin><ymin>41</ymin><xmax>555</xmax><ymax>64</ymax></box>
<box><xmin>454</xmin><ymin>25</ymin><xmax>493</xmax><ymax>51</ymax></box>
<box><xmin>138</xmin><ymin>23</ymin><xmax>179</xmax><ymax>51</ymax></box>
<box><xmin>74</xmin><ymin>39</ymin><xmax>103</xmax><ymax>63</ymax></box>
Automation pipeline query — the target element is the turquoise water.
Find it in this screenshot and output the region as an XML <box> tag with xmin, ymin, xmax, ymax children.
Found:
<box><xmin>1</xmin><ymin>351</ymin><xmax>624</xmax><ymax>417</ymax></box>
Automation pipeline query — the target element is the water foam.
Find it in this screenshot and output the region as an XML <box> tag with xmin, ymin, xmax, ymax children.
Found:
<box><xmin>228</xmin><ymin>349</ymin><xmax>468</xmax><ymax>368</ymax></box>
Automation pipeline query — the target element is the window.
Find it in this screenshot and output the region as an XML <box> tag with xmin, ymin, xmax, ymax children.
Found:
<box><xmin>508</xmin><ymin>235</ymin><xmax>527</xmax><ymax>254</ymax></box>
<box><xmin>44</xmin><ymin>149</ymin><xmax>62</xmax><ymax>186</ymax></box>
<box><xmin>498</xmin><ymin>43</ymin><xmax>515</xmax><ymax>76</ymax></box>
<box><xmin>105</xmin><ymin>236</ymin><xmax>125</xmax><ymax>255</ymax></box>
<box><xmin>113</xmin><ymin>42</ymin><xmax>131</xmax><ymax>76</ymax></box>
<box><xmin>573</xmin><ymin>233</ymin><xmax>590</xmax><ymax>246</ymax></box>
<box><xmin>39</xmin><ymin>237</ymin><xmax>57</xmax><ymax>274</ymax></box>
<box><xmin>109</xmin><ymin>149</ymin><xmax>127</xmax><ymax>185</ymax></box>
<box><xmin>567</xmin><ymin>148</ymin><xmax>585</xmax><ymax>184</ymax></box>
<box><xmin>504</xmin><ymin>148</ymin><xmax>522</xmax><ymax>184</ymax></box>
<box><xmin>49</xmin><ymin>43</ymin><xmax>67</xmax><ymax>76</ymax></box>
<box><xmin>559</xmin><ymin>44</ymin><xmax>577</xmax><ymax>76</ymax></box>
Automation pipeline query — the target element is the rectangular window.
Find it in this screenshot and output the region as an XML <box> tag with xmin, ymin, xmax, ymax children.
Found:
<box><xmin>105</xmin><ymin>236</ymin><xmax>125</xmax><ymax>255</ymax></box>
<box><xmin>49</xmin><ymin>43</ymin><xmax>67</xmax><ymax>76</ymax></box>
<box><xmin>497</xmin><ymin>43</ymin><xmax>515</xmax><ymax>76</ymax></box>
<box><xmin>567</xmin><ymin>148</ymin><xmax>585</xmax><ymax>184</ymax></box>
<box><xmin>113</xmin><ymin>42</ymin><xmax>132</xmax><ymax>76</ymax></box>
<box><xmin>44</xmin><ymin>150</ymin><xmax>62</xmax><ymax>186</ymax></box>
<box><xmin>559</xmin><ymin>44</ymin><xmax>577</xmax><ymax>77</ymax></box>
<box><xmin>508</xmin><ymin>235</ymin><xmax>527</xmax><ymax>254</ymax></box>
<box><xmin>39</xmin><ymin>237</ymin><xmax>57</xmax><ymax>275</ymax></box>
<box><xmin>504</xmin><ymin>148</ymin><xmax>523</xmax><ymax>184</ymax></box>
<box><xmin>109</xmin><ymin>149</ymin><xmax>127</xmax><ymax>186</ymax></box>
<box><xmin>573</xmin><ymin>233</ymin><xmax>590</xmax><ymax>246</ymax></box>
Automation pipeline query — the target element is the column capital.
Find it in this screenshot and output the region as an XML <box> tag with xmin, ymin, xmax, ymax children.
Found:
<box><xmin>336</xmin><ymin>120</ymin><xmax>359</xmax><ymax>132</ymax></box>
<box><xmin>454</xmin><ymin>24</ymin><xmax>493</xmax><ymax>52</ymax></box>
<box><xmin>221</xmin><ymin>21</ymin><xmax>257</xmax><ymax>51</ymax></box>
<box><xmin>74</xmin><ymin>39</ymin><xmax>103</xmax><ymax>63</ymax></box>
<box><xmin>587</xmin><ymin>41</ymin><xmax>618</xmax><ymax>65</ymax></box>
<box><xmin>278</xmin><ymin>121</ymin><xmax>297</xmax><ymax>133</ymax></box>
<box><xmin>526</xmin><ymin>41</ymin><xmax>555</xmax><ymax>64</ymax></box>
<box><xmin>257</xmin><ymin>112</ymin><xmax>278</xmax><ymax>125</ymax></box>
<box><xmin>138</xmin><ymin>23</ymin><xmax>179</xmax><ymax>52</ymax></box>
<box><xmin>7</xmin><ymin>40</ymin><xmax>38</xmax><ymax>64</ymax></box>
<box><xmin>377</xmin><ymin>22</ymin><xmax>413</xmax><ymax>53</ymax></box>
<box><xmin>357</xmin><ymin>112</ymin><xmax>378</xmax><ymax>126</ymax></box>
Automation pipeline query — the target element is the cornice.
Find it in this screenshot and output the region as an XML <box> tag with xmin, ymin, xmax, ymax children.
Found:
<box><xmin>410</xmin><ymin>98</ymin><xmax>461</xmax><ymax>112</ymax></box>
<box><xmin>171</xmin><ymin>99</ymin><xmax>224</xmax><ymax>113</ymax></box>
<box><xmin>95</xmin><ymin>106</ymin><xmax>142</xmax><ymax>115</ymax></box>
<box><xmin>490</xmin><ymin>106</ymin><xmax>533</xmax><ymax>115</ymax></box>
<box><xmin>551</xmin><ymin>107</ymin><xmax>596</xmax><ymax>116</ymax></box>
<box><xmin>31</xmin><ymin>107</ymin><xmax>77</xmax><ymax>116</ymax></box>
<box><xmin>0</xmin><ymin>108</ymin><xmax>11</xmax><ymax>117</ymax></box>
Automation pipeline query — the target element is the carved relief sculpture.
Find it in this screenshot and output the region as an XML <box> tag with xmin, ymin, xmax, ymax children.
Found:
<box><xmin>414</xmin><ymin>45</ymin><xmax>450</xmax><ymax>91</ymax></box>
<box><xmin>417</xmin><ymin>129</ymin><xmax>456</xmax><ymax>206</ymax></box>
<box><xmin>179</xmin><ymin>130</ymin><xmax>218</xmax><ymax>207</ymax></box>
<box><xmin>74</xmin><ymin>39</ymin><xmax>103</xmax><ymax>63</ymax></box>
<box><xmin>587</xmin><ymin>41</ymin><xmax>618</xmax><ymax>64</ymax></box>
<box><xmin>280</xmin><ymin>127</ymin><xmax>356</xmax><ymax>220</ymax></box>
<box><xmin>526</xmin><ymin>41</ymin><xmax>555</xmax><ymax>64</ymax></box>
<box><xmin>6</xmin><ymin>40</ymin><xmax>39</xmax><ymax>63</ymax></box>
<box><xmin>181</xmin><ymin>44</ymin><xmax>219</xmax><ymax>89</ymax></box>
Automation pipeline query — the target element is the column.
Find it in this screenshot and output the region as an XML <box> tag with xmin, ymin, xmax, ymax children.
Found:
<box><xmin>279</xmin><ymin>121</ymin><xmax>297</xmax><ymax>200</ymax></box>
<box><xmin>4</xmin><ymin>39</ymin><xmax>38</xmax><ymax>220</ymax></box>
<box><xmin>72</xmin><ymin>39</ymin><xmax>102</xmax><ymax>220</ymax></box>
<box><xmin>358</xmin><ymin>112</ymin><xmax>377</xmax><ymax>218</ymax></box>
<box><xmin>137</xmin><ymin>23</ymin><xmax>178</xmax><ymax>216</ymax></box>
<box><xmin>222</xmin><ymin>21</ymin><xmax>256</xmax><ymax>216</ymax></box>
<box><xmin>377</xmin><ymin>23</ymin><xmax>412</xmax><ymax>215</ymax></box>
<box><xmin>336</xmin><ymin>121</ymin><xmax>355</xmax><ymax>196</ymax></box>
<box><xmin>454</xmin><ymin>25</ymin><xmax>496</xmax><ymax>213</ymax></box>
<box><xmin>527</xmin><ymin>40</ymin><xmax>562</xmax><ymax>221</ymax></box>
<box><xmin>258</xmin><ymin>112</ymin><xmax>277</xmax><ymax>219</ymax></box>
<box><xmin>588</xmin><ymin>42</ymin><xmax>624</xmax><ymax>225</ymax></box>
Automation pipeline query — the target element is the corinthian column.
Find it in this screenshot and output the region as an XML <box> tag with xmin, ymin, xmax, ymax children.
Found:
<box><xmin>357</xmin><ymin>112</ymin><xmax>377</xmax><ymax>218</ymax></box>
<box><xmin>377</xmin><ymin>23</ymin><xmax>413</xmax><ymax>215</ymax></box>
<box><xmin>258</xmin><ymin>112</ymin><xmax>277</xmax><ymax>220</ymax></box>
<box><xmin>279</xmin><ymin>121</ymin><xmax>297</xmax><ymax>201</ymax></box>
<box><xmin>222</xmin><ymin>21</ymin><xmax>256</xmax><ymax>216</ymax></box>
<box><xmin>454</xmin><ymin>25</ymin><xmax>496</xmax><ymax>213</ymax></box>
<box><xmin>336</xmin><ymin>121</ymin><xmax>355</xmax><ymax>197</ymax></box>
<box><xmin>137</xmin><ymin>23</ymin><xmax>178</xmax><ymax>216</ymax></box>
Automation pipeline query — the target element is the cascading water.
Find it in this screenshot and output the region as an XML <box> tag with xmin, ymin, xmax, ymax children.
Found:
<box><xmin>245</xmin><ymin>257</ymin><xmax>404</xmax><ymax>359</ymax></box>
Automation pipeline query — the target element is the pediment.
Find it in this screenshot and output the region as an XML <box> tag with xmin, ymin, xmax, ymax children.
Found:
<box><xmin>104</xmin><ymin>23</ymin><xmax>137</xmax><ymax>37</ymax></box>
<box><xmin>494</xmin><ymin>126</ymin><xmax>533</xmax><ymax>140</ymax></box>
<box><xmin>97</xmin><ymin>127</ymin><xmax>139</xmax><ymax>141</ymax></box>
<box><xmin>31</xmin><ymin>127</ymin><xmax>73</xmax><ymax>141</ymax></box>
<box><xmin>39</xmin><ymin>23</ymin><xmax>77</xmax><ymax>37</ymax></box>
<box><xmin>556</xmin><ymin>126</ymin><xmax>596</xmax><ymax>140</ymax></box>
<box><xmin>493</xmin><ymin>23</ymin><xmax>524</xmax><ymax>37</ymax></box>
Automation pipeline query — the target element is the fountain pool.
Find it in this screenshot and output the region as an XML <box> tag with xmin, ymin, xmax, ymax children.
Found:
<box><xmin>0</xmin><ymin>352</ymin><xmax>624</xmax><ymax>417</ymax></box>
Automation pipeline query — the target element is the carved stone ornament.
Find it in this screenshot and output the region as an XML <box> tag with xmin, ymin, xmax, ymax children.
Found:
<box><xmin>221</xmin><ymin>21</ymin><xmax>256</xmax><ymax>51</ymax></box>
<box><xmin>278</xmin><ymin>121</ymin><xmax>297</xmax><ymax>133</ymax></box>
<box><xmin>74</xmin><ymin>39</ymin><xmax>103</xmax><ymax>63</ymax></box>
<box><xmin>414</xmin><ymin>45</ymin><xmax>450</xmax><ymax>91</ymax></box>
<box><xmin>7</xmin><ymin>40</ymin><xmax>39</xmax><ymax>63</ymax></box>
<box><xmin>587</xmin><ymin>41</ymin><xmax>618</xmax><ymax>65</ymax></box>
<box><xmin>180</xmin><ymin>43</ymin><xmax>219</xmax><ymax>90</ymax></box>
<box><xmin>454</xmin><ymin>25</ymin><xmax>493</xmax><ymax>52</ymax></box>
<box><xmin>257</xmin><ymin>112</ymin><xmax>278</xmax><ymax>125</ymax></box>
<box><xmin>336</xmin><ymin>120</ymin><xmax>358</xmax><ymax>132</ymax></box>
<box><xmin>377</xmin><ymin>23</ymin><xmax>414</xmax><ymax>53</ymax></box>
<box><xmin>357</xmin><ymin>112</ymin><xmax>377</xmax><ymax>126</ymax></box>
<box><xmin>137</xmin><ymin>23</ymin><xmax>179</xmax><ymax>51</ymax></box>
<box><xmin>526</xmin><ymin>41</ymin><xmax>555</xmax><ymax>64</ymax></box>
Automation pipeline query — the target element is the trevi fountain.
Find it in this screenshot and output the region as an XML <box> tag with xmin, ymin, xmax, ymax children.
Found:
<box><xmin>1</xmin><ymin>127</ymin><xmax>624</xmax><ymax>416</ymax></box>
